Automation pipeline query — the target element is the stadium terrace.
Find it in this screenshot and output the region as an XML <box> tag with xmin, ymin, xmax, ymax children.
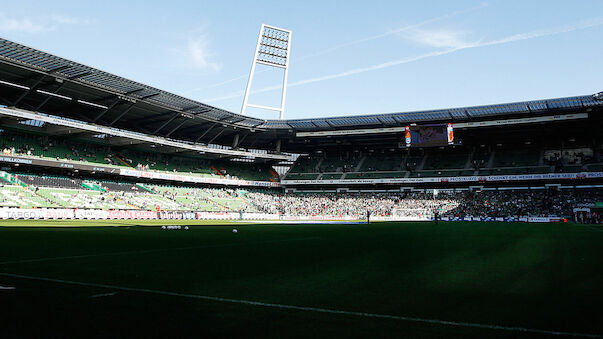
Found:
<box><xmin>0</xmin><ymin>15</ymin><xmax>602</xmax><ymax>338</ymax></box>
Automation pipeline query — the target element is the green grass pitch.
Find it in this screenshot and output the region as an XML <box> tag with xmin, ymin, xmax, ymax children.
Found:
<box><xmin>1</xmin><ymin>220</ymin><xmax>602</xmax><ymax>338</ymax></box>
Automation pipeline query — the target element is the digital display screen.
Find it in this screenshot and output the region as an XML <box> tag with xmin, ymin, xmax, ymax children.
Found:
<box><xmin>402</xmin><ymin>124</ymin><xmax>453</xmax><ymax>147</ymax></box>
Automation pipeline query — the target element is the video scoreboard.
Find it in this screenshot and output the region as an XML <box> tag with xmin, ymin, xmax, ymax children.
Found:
<box><xmin>403</xmin><ymin>123</ymin><xmax>454</xmax><ymax>148</ymax></box>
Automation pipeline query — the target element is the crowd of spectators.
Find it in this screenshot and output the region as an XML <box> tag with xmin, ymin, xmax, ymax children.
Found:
<box><xmin>1</xmin><ymin>166</ymin><xmax>602</xmax><ymax>220</ymax></box>
<box><xmin>243</xmin><ymin>190</ymin><xmax>602</xmax><ymax>220</ymax></box>
<box><xmin>245</xmin><ymin>192</ymin><xmax>406</xmax><ymax>216</ymax></box>
<box><xmin>441</xmin><ymin>190</ymin><xmax>602</xmax><ymax>218</ymax></box>
<box><xmin>0</xmin><ymin>132</ymin><xmax>274</xmax><ymax>181</ymax></box>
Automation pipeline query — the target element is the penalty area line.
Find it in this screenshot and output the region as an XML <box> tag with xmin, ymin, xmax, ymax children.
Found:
<box><xmin>0</xmin><ymin>272</ymin><xmax>600</xmax><ymax>338</ymax></box>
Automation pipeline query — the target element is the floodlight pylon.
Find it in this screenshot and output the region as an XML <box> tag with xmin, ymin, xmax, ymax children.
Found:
<box><xmin>241</xmin><ymin>24</ymin><xmax>292</xmax><ymax>120</ymax></box>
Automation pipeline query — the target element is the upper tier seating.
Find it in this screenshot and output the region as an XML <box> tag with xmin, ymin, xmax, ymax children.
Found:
<box><xmin>422</xmin><ymin>150</ymin><xmax>469</xmax><ymax>170</ymax></box>
<box><xmin>319</xmin><ymin>155</ymin><xmax>360</xmax><ymax>173</ymax></box>
<box><xmin>284</xmin><ymin>143</ymin><xmax>603</xmax><ymax>180</ymax></box>
<box><xmin>360</xmin><ymin>153</ymin><xmax>402</xmax><ymax>172</ymax></box>
<box><xmin>0</xmin><ymin>132</ymin><xmax>277</xmax><ymax>182</ymax></box>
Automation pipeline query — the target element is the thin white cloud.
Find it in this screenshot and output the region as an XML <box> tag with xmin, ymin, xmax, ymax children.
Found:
<box><xmin>202</xmin><ymin>16</ymin><xmax>603</xmax><ymax>103</ymax></box>
<box><xmin>185</xmin><ymin>3</ymin><xmax>489</xmax><ymax>94</ymax></box>
<box><xmin>0</xmin><ymin>14</ymin><xmax>49</xmax><ymax>33</ymax></box>
<box><xmin>0</xmin><ymin>13</ymin><xmax>91</xmax><ymax>33</ymax></box>
<box><xmin>185</xmin><ymin>33</ymin><xmax>222</xmax><ymax>72</ymax></box>
<box><xmin>401</xmin><ymin>28</ymin><xmax>477</xmax><ymax>49</ymax></box>
<box><xmin>51</xmin><ymin>14</ymin><xmax>90</xmax><ymax>25</ymax></box>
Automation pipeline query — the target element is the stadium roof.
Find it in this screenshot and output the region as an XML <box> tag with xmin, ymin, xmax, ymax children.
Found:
<box><xmin>0</xmin><ymin>37</ymin><xmax>601</xmax><ymax>151</ymax></box>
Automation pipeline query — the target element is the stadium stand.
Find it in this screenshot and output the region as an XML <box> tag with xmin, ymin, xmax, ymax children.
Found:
<box><xmin>0</xmin><ymin>131</ymin><xmax>277</xmax><ymax>182</ymax></box>
<box><xmin>282</xmin><ymin>141</ymin><xmax>603</xmax><ymax>181</ymax></box>
<box><xmin>0</xmin><ymin>36</ymin><xmax>600</xmax><ymax>223</ymax></box>
<box><xmin>0</xmin><ymin>169</ymin><xmax>600</xmax><ymax>223</ymax></box>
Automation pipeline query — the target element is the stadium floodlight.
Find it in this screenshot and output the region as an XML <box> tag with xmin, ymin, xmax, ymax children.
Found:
<box><xmin>241</xmin><ymin>24</ymin><xmax>292</xmax><ymax>120</ymax></box>
<box><xmin>0</xmin><ymin>79</ymin><xmax>30</xmax><ymax>90</ymax></box>
<box><xmin>77</xmin><ymin>99</ymin><xmax>108</xmax><ymax>109</ymax></box>
<box><xmin>36</xmin><ymin>89</ymin><xmax>72</xmax><ymax>101</ymax></box>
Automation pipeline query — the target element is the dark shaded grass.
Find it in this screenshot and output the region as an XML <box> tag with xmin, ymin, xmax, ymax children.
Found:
<box><xmin>1</xmin><ymin>222</ymin><xmax>602</xmax><ymax>338</ymax></box>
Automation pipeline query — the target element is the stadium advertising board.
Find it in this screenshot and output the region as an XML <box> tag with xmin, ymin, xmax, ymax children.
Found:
<box><xmin>0</xmin><ymin>208</ymin><xmax>45</xmax><ymax>219</ymax></box>
<box><xmin>44</xmin><ymin>208</ymin><xmax>74</xmax><ymax>219</ymax></box>
<box><xmin>0</xmin><ymin>208</ymin><xmax>74</xmax><ymax>219</ymax></box>
<box><xmin>0</xmin><ymin>156</ymin><xmax>33</xmax><ymax>165</ymax></box>
<box><xmin>242</xmin><ymin>213</ymin><xmax>280</xmax><ymax>220</ymax></box>
<box><xmin>74</xmin><ymin>209</ymin><xmax>107</xmax><ymax>219</ymax></box>
<box><xmin>0</xmin><ymin>207</ymin><xmax>570</xmax><ymax>222</ymax></box>
<box><xmin>282</xmin><ymin>172</ymin><xmax>603</xmax><ymax>185</ymax></box>
<box><xmin>196</xmin><ymin>212</ymin><xmax>239</xmax><ymax>220</ymax></box>
<box><xmin>527</xmin><ymin>217</ymin><xmax>564</xmax><ymax>223</ymax></box>
<box><xmin>119</xmin><ymin>169</ymin><xmax>280</xmax><ymax>188</ymax></box>
<box><xmin>106</xmin><ymin>210</ymin><xmax>157</xmax><ymax>219</ymax></box>
<box><xmin>280</xmin><ymin>215</ymin><xmax>360</xmax><ymax>221</ymax></box>
<box><xmin>372</xmin><ymin>215</ymin><xmax>431</xmax><ymax>221</ymax></box>
<box><xmin>440</xmin><ymin>216</ymin><xmax>564</xmax><ymax>222</ymax></box>
<box><xmin>158</xmin><ymin>211</ymin><xmax>197</xmax><ymax>220</ymax></box>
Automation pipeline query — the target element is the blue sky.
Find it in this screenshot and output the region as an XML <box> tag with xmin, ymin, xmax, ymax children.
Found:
<box><xmin>1</xmin><ymin>0</ymin><xmax>602</xmax><ymax>120</ymax></box>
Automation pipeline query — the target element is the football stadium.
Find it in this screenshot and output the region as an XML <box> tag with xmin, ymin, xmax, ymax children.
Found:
<box><xmin>1</xmin><ymin>3</ymin><xmax>603</xmax><ymax>338</ymax></box>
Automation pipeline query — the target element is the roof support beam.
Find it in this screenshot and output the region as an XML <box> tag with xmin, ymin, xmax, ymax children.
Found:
<box><xmin>165</xmin><ymin>118</ymin><xmax>188</xmax><ymax>137</ymax></box>
<box><xmin>35</xmin><ymin>82</ymin><xmax>66</xmax><ymax>111</ymax></box>
<box><xmin>109</xmin><ymin>103</ymin><xmax>135</xmax><ymax>126</ymax></box>
<box><xmin>0</xmin><ymin>95</ymin><xmax>14</xmax><ymax>106</ymax></box>
<box><xmin>153</xmin><ymin>112</ymin><xmax>179</xmax><ymax>134</ymax></box>
<box><xmin>12</xmin><ymin>64</ymin><xmax>77</xmax><ymax>107</ymax></box>
<box><xmin>93</xmin><ymin>98</ymin><xmax>121</xmax><ymax>123</ymax></box>
<box><xmin>169</xmin><ymin>122</ymin><xmax>210</xmax><ymax>136</ymax></box>
<box><xmin>207</xmin><ymin>128</ymin><xmax>225</xmax><ymax>144</ymax></box>
<box><xmin>126</xmin><ymin>111</ymin><xmax>173</xmax><ymax>125</ymax></box>
<box><xmin>247</xmin><ymin>133</ymin><xmax>260</xmax><ymax>149</ymax></box>
<box><xmin>195</xmin><ymin>122</ymin><xmax>218</xmax><ymax>143</ymax></box>
<box><xmin>12</xmin><ymin>75</ymin><xmax>46</xmax><ymax>106</ymax></box>
<box><xmin>236</xmin><ymin>132</ymin><xmax>252</xmax><ymax>148</ymax></box>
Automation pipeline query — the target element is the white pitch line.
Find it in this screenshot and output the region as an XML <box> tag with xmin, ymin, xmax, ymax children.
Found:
<box><xmin>0</xmin><ymin>272</ymin><xmax>600</xmax><ymax>338</ymax></box>
<box><xmin>89</xmin><ymin>291</ymin><xmax>118</xmax><ymax>298</ymax></box>
<box><xmin>0</xmin><ymin>237</ymin><xmax>320</xmax><ymax>265</ymax></box>
<box><xmin>0</xmin><ymin>285</ymin><xmax>16</xmax><ymax>290</ymax></box>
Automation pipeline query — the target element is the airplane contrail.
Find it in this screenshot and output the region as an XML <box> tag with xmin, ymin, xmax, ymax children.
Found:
<box><xmin>202</xmin><ymin>16</ymin><xmax>603</xmax><ymax>103</ymax></box>
<box><xmin>293</xmin><ymin>3</ymin><xmax>488</xmax><ymax>62</ymax></box>
<box><xmin>184</xmin><ymin>3</ymin><xmax>488</xmax><ymax>94</ymax></box>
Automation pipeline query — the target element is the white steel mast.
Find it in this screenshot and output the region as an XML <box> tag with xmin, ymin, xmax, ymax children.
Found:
<box><xmin>241</xmin><ymin>24</ymin><xmax>292</xmax><ymax>120</ymax></box>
